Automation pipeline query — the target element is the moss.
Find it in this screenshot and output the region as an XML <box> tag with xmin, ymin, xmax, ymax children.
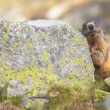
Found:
<box><xmin>36</xmin><ymin>99</ymin><xmax>45</xmax><ymax>110</ymax></box>
<box><xmin>25</xmin><ymin>99</ymin><xmax>45</xmax><ymax>110</ymax></box>
<box><xmin>93</xmin><ymin>90</ymin><xmax>110</xmax><ymax>108</ymax></box>
<box><xmin>91</xmin><ymin>81</ymin><xmax>110</xmax><ymax>109</ymax></box>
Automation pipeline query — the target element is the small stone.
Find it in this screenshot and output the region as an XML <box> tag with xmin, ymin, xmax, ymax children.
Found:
<box><xmin>103</xmin><ymin>95</ymin><xmax>110</xmax><ymax>110</ymax></box>
<box><xmin>105</xmin><ymin>78</ymin><xmax>110</xmax><ymax>89</ymax></box>
<box><xmin>92</xmin><ymin>89</ymin><xmax>110</xmax><ymax>108</ymax></box>
<box><xmin>8</xmin><ymin>79</ymin><xmax>27</xmax><ymax>96</ymax></box>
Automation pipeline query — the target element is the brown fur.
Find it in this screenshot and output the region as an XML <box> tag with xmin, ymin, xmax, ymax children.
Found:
<box><xmin>82</xmin><ymin>21</ymin><xmax>110</xmax><ymax>80</ymax></box>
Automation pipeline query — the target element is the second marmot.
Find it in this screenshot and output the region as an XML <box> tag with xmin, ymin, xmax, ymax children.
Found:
<box><xmin>82</xmin><ymin>21</ymin><xmax>110</xmax><ymax>80</ymax></box>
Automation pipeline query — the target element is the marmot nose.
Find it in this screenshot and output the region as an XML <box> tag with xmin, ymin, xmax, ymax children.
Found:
<box><xmin>88</xmin><ymin>24</ymin><xmax>94</xmax><ymax>30</ymax></box>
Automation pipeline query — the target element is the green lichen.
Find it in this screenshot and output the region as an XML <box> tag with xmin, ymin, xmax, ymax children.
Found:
<box><xmin>26</xmin><ymin>40</ymin><xmax>33</xmax><ymax>49</ymax></box>
<box><xmin>1</xmin><ymin>49</ymin><xmax>5</xmax><ymax>58</ymax></box>
<box><xmin>25</xmin><ymin>99</ymin><xmax>45</xmax><ymax>110</ymax></box>
<box><xmin>13</xmin><ymin>41</ymin><xmax>21</xmax><ymax>47</ymax></box>
<box><xmin>0</xmin><ymin>58</ymin><xmax>93</xmax><ymax>100</ymax></box>
<box><xmin>0</xmin><ymin>20</ymin><xmax>95</xmax><ymax>109</ymax></box>
<box><xmin>0</xmin><ymin>62</ymin><xmax>57</xmax><ymax>98</ymax></box>
<box><xmin>42</xmin><ymin>34</ymin><xmax>46</xmax><ymax>38</ymax></box>
<box><xmin>71</xmin><ymin>37</ymin><xmax>81</xmax><ymax>43</ymax></box>
<box><xmin>2</xmin><ymin>35</ymin><xmax>9</xmax><ymax>41</ymax></box>
<box><xmin>2</xmin><ymin>22</ymin><xmax>11</xmax><ymax>33</ymax></box>
<box><xmin>92</xmin><ymin>81</ymin><xmax>110</xmax><ymax>108</ymax></box>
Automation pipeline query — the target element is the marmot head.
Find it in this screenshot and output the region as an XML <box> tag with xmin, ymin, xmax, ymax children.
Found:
<box><xmin>82</xmin><ymin>21</ymin><xmax>103</xmax><ymax>37</ymax></box>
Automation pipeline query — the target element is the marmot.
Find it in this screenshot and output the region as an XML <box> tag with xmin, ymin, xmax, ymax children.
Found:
<box><xmin>82</xmin><ymin>21</ymin><xmax>110</xmax><ymax>80</ymax></box>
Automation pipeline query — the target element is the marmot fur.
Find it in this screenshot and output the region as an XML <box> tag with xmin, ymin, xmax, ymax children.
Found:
<box><xmin>82</xmin><ymin>21</ymin><xmax>110</xmax><ymax>80</ymax></box>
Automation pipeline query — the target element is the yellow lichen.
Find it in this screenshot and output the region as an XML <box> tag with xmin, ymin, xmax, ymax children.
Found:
<box><xmin>3</xmin><ymin>35</ymin><xmax>9</xmax><ymax>41</ymax></box>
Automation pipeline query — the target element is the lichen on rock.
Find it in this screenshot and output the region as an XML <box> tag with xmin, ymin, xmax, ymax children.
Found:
<box><xmin>0</xmin><ymin>19</ymin><xmax>94</xmax><ymax>109</ymax></box>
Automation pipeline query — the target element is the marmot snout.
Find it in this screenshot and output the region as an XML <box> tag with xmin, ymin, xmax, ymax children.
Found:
<box><xmin>82</xmin><ymin>21</ymin><xmax>110</xmax><ymax>80</ymax></box>
<box><xmin>82</xmin><ymin>21</ymin><xmax>103</xmax><ymax>38</ymax></box>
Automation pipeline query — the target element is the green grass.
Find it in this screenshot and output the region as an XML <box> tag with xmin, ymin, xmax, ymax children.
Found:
<box><xmin>0</xmin><ymin>80</ymin><xmax>109</xmax><ymax>110</ymax></box>
<box><xmin>46</xmin><ymin>85</ymin><xmax>92</xmax><ymax>110</ymax></box>
<box><xmin>46</xmin><ymin>81</ymin><xmax>110</xmax><ymax>110</ymax></box>
<box><xmin>46</xmin><ymin>86</ymin><xmax>72</xmax><ymax>110</ymax></box>
<box><xmin>92</xmin><ymin>80</ymin><xmax>110</xmax><ymax>92</ymax></box>
<box><xmin>9</xmin><ymin>96</ymin><xmax>23</xmax><ymax>106</ymax></box>
<box><xmin>0</xmin><ymin>82</ymin><xmax>23</xmax><ymax>108</ymax></box>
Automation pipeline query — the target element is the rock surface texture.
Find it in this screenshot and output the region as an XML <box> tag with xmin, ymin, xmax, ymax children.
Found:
<box><xmin>0</xmin><ymin>19</ymin><xmax>94</xmax><ymax>109</ymax></box>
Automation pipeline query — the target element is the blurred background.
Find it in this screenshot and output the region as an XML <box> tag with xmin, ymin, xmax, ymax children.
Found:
<box><xmin>0</xmin><ymin>0</ymin><xmax>110</xmax><ymax>34</ymax></box>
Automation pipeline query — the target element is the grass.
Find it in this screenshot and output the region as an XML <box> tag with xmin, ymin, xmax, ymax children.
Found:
<box><xmin>0</xmin><ymin>80</ymin><xmax>109</xmax><ymax>110</ymax></box>
<box><xmin>46</xmin><ymin>85</ymin><xmax>93</xmax><ymax>110</ymax></box>
<box><xmin>0</xmin><ymin>100</ymin><xmax>22</xmax><ymax>110</ymax></box>
<box><xmin>46</xmin><ymin>86</ymin><xmax>72</xmax><ymax>110</ymax></box>
<box><xmin>46</xmin><ymin>81</ymin><xmax>110</xmax><ymax>110</ymax></box>
<box><xmin>0</xmin><ymin>82</ymin><xmax>23</xmax><ymax>110</ymax></box>
<box><xmin>9</xmin><ymin>96</ymin><xmax>23</xmax><ymax>106</ymax></box>
<box><xmin>92</xmin><ymin>80</ymin><xmax>110</xmax><ymax>92</ymax></box>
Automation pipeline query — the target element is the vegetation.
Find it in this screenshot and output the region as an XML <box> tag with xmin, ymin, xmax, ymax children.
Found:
<box><xmin>46</xmin><ymin>81</ymin><xmax>109</xmax><ymax>110</ymax></box>
<box><xmin>0</xmin><ymin>79</ymin><xmax>109</xmax><ymax>110</ymax></box>
<box><xmin>0</xmin><ymin>83</ymin><xmax>23</xmax><ymax>110</ymax></box>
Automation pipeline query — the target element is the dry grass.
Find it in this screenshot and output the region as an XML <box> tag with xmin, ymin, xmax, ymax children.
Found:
<box><xmin>46</xmin><ymin>83</ymin><xmax>107</xmax><ymax>110</ymax></box>
<box><xmin>46</xmin><ymin>86</ymin><xmax>93</xmax><ymax>110</ymax></box>
<box><xmin>0</xmin><ymin>100</ymin><xmax>22</xmax><ymax>110</ymax></box>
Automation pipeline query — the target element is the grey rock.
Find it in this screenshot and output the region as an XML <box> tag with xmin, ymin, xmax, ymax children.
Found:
<box><xmin>8</xmin><ymin>79</ymin><xmax>27</xmax><ymax>96</ymax></box>
<box><xmin>103</xmin><ymin>95</ymin><xmax>110</xmax><ymax>110</ymax></box>
<box><xmin>0</xmin><ymin>19</ymin><xmax>94</xmax><ymax>109</ymax></box>
<box><xmin>93</xmin><ymin>89</ymin><xmax>110</xmax><ymax>109</ymax></box>
<box><xmin>105</xmin><ymin>78</ymin><xmax>110</xmax><ymax>89</ymax></box>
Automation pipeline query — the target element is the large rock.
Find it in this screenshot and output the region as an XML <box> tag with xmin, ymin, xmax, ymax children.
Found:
<box><xmin>0</xmin><ymin>19</ymin><xmax>94</xmax><ymax>109</ymax></box>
